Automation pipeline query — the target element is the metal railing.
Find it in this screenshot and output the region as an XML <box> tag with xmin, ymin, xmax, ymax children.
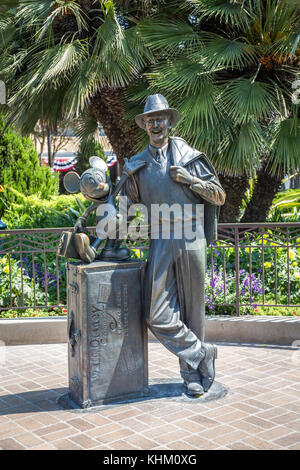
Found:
<box><xmin>0</xmin><ymin>223</ymin><xmax>299</xmax><ymax>315</ymax></box>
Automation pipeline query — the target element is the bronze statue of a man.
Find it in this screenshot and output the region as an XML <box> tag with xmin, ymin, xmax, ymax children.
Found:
<box><xmin>123</xmin><ymin>94</ymin><xmax>226</xmax><ymax>396</ymax></box>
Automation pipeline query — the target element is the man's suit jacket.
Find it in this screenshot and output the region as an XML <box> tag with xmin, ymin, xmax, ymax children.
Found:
<box><xmin>124</xmin><ymin>137</ymin><xmax>226</xmax><ymax>246</ymax></box>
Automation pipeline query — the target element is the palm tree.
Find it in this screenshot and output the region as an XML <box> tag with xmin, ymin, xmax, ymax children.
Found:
<box><xmin>1</xmin><ymin>1</ymin><xmax>299</xmax><ymax>221</ymax></box>
<box><xmin>0</xmin><ymin>0</ymin><xmax>160</xmax><ymax>166</ymax></box>
<box><xmin>128</xmin><ymin>0</ymin><xmax>300</xmax><ymax>221</ymax></box>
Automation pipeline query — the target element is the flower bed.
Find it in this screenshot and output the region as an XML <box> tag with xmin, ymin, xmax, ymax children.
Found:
<box><xmin>1</xmin><ymin>227</ymin><xmax>299</xmax><ymax>318</ymax></box>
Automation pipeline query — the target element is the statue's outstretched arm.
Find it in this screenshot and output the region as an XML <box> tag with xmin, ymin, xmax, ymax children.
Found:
<box><xmin>74</xmin><ymin>202</ymin><xmax>100</xmax><ymax>233</ymax></box>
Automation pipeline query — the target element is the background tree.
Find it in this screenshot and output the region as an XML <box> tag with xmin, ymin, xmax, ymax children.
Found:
<box><xmin>0</xmin><ymin>0</ymin><xmax>157</xmax><ymax>166</ymax></box>
<box><xmin>0</xmin><ymin>117</ymin><xmax>59</xmax><ymax>217</ymax></box>
<box><xmin>0</xmin><ymin>0</ymin><xmax>299</xmax><ymax>221</ymax></box>
<box><xmin>127</xmin><ymin>0</ymin><xmax>300</xmax><ymax>222</ymax></box>
<box><xmin>76</xmin><ymin>138</ymin><xmax>105</xmax><ymax>174</ymax></box>
<box><xmin>32</xmin><ymin>119</ymin><xmax>79</xmax><ymax>163</ymax></box>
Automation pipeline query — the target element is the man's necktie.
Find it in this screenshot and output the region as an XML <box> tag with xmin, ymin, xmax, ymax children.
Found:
<box><xmin>155</xmin><ymin>148</ymin><xmax>163</xmax><ymax>164</ymax></box>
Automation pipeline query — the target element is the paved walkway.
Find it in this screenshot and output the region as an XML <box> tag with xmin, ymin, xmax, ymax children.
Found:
<box><xmin>0</xmin><ymin>341</ymin><xmax>299</xmax><ymax>450</ymax></box>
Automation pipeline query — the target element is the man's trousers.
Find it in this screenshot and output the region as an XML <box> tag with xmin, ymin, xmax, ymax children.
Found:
<box><xmin>144</xmin><ymin>237</ymin><xmax>206</xmax><ymax>382</ymax></box>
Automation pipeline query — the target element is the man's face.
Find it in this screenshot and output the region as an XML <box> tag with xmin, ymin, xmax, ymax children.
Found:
<box><xmin>144</xmin><ymin>113</ymin><xmax>170</xmax><ymax>148</ymax></box>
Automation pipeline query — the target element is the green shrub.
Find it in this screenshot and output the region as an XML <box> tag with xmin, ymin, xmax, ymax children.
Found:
<box><xmin>206</xmin><ymin>233</ymin><xmax>300</xmax><ymax>313</ymax></box>
<box><xmin>76</xmin><ymin>138</ymin><xmax>105</xmax><ymax>174</ymax></box>
<box><xmin>267</xmin><ymin>189</ymin><xmax>300</xmax><ymax>222</ymax></box>
<box><xmin>2</xmin><ymin>190</ymin><xmax>95</xmax><ymax>229</ymax></box>
<box><xmin>0</xmin><ymin>255</ymin><xmax>45</xmax><ymax>308</ymax></box>
<box><xmin>0</xmin><ymin>117</ymin><xmax>59</xmax><ymax>217</ymax></box>
<box><xmin>0</xmin><ymin>306</ymin><xmax>67</xmax><ymax>318</ymax></box>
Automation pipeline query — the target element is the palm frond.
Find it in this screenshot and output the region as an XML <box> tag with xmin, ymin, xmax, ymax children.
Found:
<box><xmin>138</xmin><ymin>17</ymin><xmax>199</xmax><ymax>54</ymax></box>
<box><xmin>174</xmin><ymin>81</ymin><xmax>222</xmax><ymax>131</ymax></box>
<box><xmin>263</xmin><ymin>0</ymin><xmax>300</xmax><ymax>39</ymax></box>
<box><xmin>0</xmin><ymin>16</ymin><xmax>15</xmax><ymax>50</ymax></box>
<box><xmin>92</xmin><ymin>0</ymin><xmax>124</xmax><ymax>58</ymax></box>
<box><xmin>15</xmin><ymin>1</ymin><xmax>55</xmax><ymax>30</ymax></box>
<box><xmin>216</xmin><ymin>121</ymin><xmax>264</xmax><ymax>175</ymax></box>
<box><xmin>189</xmin><ymin>34</ymin><xmax>257</xmax><ymax>70</ymax></box>
<box><xmin>271</xmin><ymin>30</ymin><xmax>300</xmax><ymax>57</ymax></box>
<box><xmin>6</xmin><ymin>84</ymin><xmax>67</xmax><ymax>134</ymax></box>
<box><xmin>188</xmin><ymin>0</ymin><xmax>252</xmax><ymax>28</ymax></box>
<box><xmin>176</xmin><ymin>109</ymin><xmax>225</xmax><ymax>160</ymax></box>
<box><xmin>123</xmin><ymin>26</ymin><xmax>155</xmax><ymax>69</ymax></box>
<box><xmin>31</xmin><ymin>40</ymin><xmax>88</xmax><ymax>89</ymax></box>
<box><xmin>63</xmin><ymin>57</ymin><xmax>101</xmax><ymax>116</ymax></box>
<box><xmin>268</xmin><ymin>116</ymin><xmax>300</xmax><ymax>175</ymax></box>
<box><xmin>90</xmin><ymin>4</ymin><xmax>145</xmax><ymax>85</ymax></box>
<box><xmin>272</xmin><ymin>189</ymin><xmax>300</xmax><ymax>209</ymax></box>
<box><xmin>11</xmin><ymin>1</ymin><xmax>88</xmax><ymax>48</ymax></box>
<box><xmin>0</xmin><ymin>0</ymin><xmax>36</xmax><ymax>6</ymax></box>
<box><xmin>220</xmin><ymin>77</ymin><xmax>280</xmax><ymax>124</ymax></box>
<box><xmin>73</xmin><ymin>111</ymin><xmax>99</xmax><ymax>144</ymax></box>
<box><xmin>146</xmin><ymin>60</ymin><xmax>211</xmax><ymax>96</ymax></box>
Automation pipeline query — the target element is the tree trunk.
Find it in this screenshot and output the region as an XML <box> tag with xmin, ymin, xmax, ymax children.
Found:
<box><xmin>47</xmin><ymin>128</ymin><xmax>53</xmax><ymax>167</ymax></box>
<box><xmin>241</xmin><ymin>162</ymin><xmax>284</xmax><ymax>222</ymax></box>
<box><xmin>218</xmin><ymin>174</ymin><xmax>250</xmax><ymax>223</ymax></box>
<box><xmin>90</xmin><ymin>88</ymin><xmax>138</xmax><ymax>168</ymax></box>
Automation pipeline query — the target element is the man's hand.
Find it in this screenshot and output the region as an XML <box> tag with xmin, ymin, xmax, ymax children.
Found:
<box><xmin>123</xmin><ymin>158</ymin><xmax>146</xmax><ymax>175</ymax></box>
<box><xmin>170</xmin><ymin>166</ymin><xmax>193</xmax><ymax>185</ymax></box>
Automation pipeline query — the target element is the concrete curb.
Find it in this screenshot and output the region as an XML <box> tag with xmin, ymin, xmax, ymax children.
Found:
<box><xmin>204</xmin><ymin>315</ymin><xmax>300</xmax><ymax>346</ymax></box>
<box><xmin>0</xmin><ymin>317</ymin><xmax>67</xmax><ymax>346</ymax></box>
<box><xmin>0</xmin><ymin>315</ymin><xmax>300</xmax><ymax>346</ymax></box>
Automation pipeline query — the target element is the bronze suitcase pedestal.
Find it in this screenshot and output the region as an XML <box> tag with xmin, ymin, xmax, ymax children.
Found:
<box><xmin>66</xmin><ymin>260</ymin><xmax>148</xmax><ymax>408</ymax></box>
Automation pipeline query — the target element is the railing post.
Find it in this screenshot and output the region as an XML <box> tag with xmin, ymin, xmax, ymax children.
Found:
<box><xmin>234</xmin><ymin>226</ymin><xmax>240</xmax><ymax>316</ymax></box>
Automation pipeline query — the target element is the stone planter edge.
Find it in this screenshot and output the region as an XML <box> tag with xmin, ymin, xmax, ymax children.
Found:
<box><xmin>1</xmin><ymin>315</ymin><xmax>300</xmax><ymax>347</ymax></box>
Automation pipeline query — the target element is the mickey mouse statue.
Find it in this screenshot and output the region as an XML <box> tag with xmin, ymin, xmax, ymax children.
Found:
<box><xmin>58</xmin><ymin>156</ymin><xmax>145</xmax><ymax>263</ymax></box>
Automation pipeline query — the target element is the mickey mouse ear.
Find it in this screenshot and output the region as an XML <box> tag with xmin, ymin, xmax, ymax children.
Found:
<box><xmin>63</xmin><ymin>171</ymin><xmax>80</xmax><ymax>193</ymax></box>
<box><xmin>89</xmin><ymin>156</ymin><xmax>108</xmax><ymax>172</ymax></box>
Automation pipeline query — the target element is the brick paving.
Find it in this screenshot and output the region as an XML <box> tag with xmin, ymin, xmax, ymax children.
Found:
<box><xmin>0</xmin><ymin>341</ymin><xmax>299</xmax><ymax>450</ymax></box>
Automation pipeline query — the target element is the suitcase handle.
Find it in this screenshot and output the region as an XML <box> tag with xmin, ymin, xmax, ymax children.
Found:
<box><xmin>69</xmin><ymin>311</ymin><xmax>81</xmax><ymax>357</ymax></box>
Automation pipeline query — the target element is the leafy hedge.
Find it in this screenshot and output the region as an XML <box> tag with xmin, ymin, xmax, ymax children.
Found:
<box><xmin>267</xmin><ymin>189</ymin><xmax>300</xmax><ymax>222</ymax></box>
<box><xmin>1</xmin><ymin>189</ymin><xmax>95</xmax><ymax>229</ymax></box>
<box><xmin>0</xmin><ymin>117</ymin><xmax>59</xmax><ymax>217</ymax></box>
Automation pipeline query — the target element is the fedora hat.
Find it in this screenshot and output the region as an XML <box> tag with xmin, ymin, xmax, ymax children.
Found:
<box><xmin>135</xmin><ymin>94</ymin><xmax>179</xmax><ymax>129</ymax></box>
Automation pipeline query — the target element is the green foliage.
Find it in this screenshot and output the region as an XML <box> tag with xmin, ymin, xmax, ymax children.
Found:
<box><xmin>2</xmin><ymin>191</ymin><xmax>94</xmax><ymax>229</ymax></box>
<box><xmin>272</xmin><ymin>188</ymin><xmax>300</xmax><ymax>210</ymax></box>
<box><xmin>0</xmin><ymin>306</ymin><xmax>67</xmax><ymax>318</ymax></box>
<box><xmin>239</xmin><ymin>176</ymin><xmax>255</xmax><ymax>219</ymax></box>
<box><xmin>130</xmin><ymin>0</ymin><xmax>300</xmax><ymax>176</ymax></box>
<box><xmin>0</xmin><ymin>0</ymin><xmax>154</xmax><ymax>133</ymax></box>
<box><xmin>206</xmin><ymin>231</ymin><xmax>300</xmax><ymax>314</ymax></box>
<box><xmin>0</xmin><ymin>255</ymin><xmax>45</xmax><ymax>308</ymax></box>
<box><xmin>76</xmin><ymin>137</ymin><xmax>105</xmax><ymax>174</ymax></box>
<box><xmin>0</xmin><ymin>117</ymin><xmax>59</xmax><ymax>217</ymax></box>
<box><xmin>267</xmin><ymin>189</ymin><xmax>300</xmax><ymax>222</ymax></box>
<box><xmin>127</xmin><ymin>227</ymin><xmax>300</xmax><ymax>314</ymax></box>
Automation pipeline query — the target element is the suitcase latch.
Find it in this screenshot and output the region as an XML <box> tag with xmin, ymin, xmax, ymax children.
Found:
<box><xmin>69</xmin><ymin>282</ymin><xmax>79</xmax><ymax>294</ymax></box>
<box><xmin>69</xmin><ymin>311</ymin><xmax>81</xmax><ymax>357</ymax></box>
